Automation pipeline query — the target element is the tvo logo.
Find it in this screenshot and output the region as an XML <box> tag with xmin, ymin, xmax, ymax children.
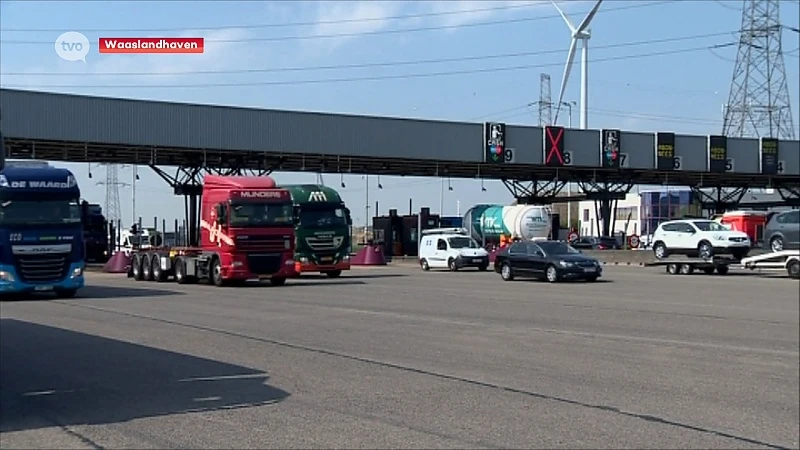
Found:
<box><xmin>55</xmin><ymin>31</ymin><xmax>90</xmax><ymax>62</ymax></box>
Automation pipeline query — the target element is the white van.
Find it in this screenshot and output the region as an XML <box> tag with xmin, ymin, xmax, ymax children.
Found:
<box><xmin>418</xmin><ymin>228</ymin><xmax>490</xmax><ymax>271</ymax></box>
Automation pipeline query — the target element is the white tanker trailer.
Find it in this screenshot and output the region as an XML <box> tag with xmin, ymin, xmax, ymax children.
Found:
<box><xmin>462</xmin><ymin>204</ymin><xmax>552</xmax><ymax>244</ymax></box>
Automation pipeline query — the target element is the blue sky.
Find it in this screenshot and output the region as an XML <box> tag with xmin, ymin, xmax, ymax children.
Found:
<box><xmin>1</xmin><ymin>0</ymin><xmax>798</xmax><ymax>227</ymax></box>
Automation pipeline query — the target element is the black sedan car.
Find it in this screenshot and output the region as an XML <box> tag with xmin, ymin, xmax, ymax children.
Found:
<box><xmin>494</xmin><ymin>240</ymin><xmax>602</xmax><ymax>282</ymax></box>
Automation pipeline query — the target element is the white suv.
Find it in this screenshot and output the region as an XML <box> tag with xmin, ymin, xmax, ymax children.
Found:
<box><xmin>652</xmin><ymin>219</ymin><xmax>751</xmax><ymax>260</ymax></box>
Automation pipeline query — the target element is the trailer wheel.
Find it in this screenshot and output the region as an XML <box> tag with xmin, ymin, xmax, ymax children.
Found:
<box><xmin>787</xmin><ymin>260</ymin><xmax>800</xmax><ymax>279</ymax></box>
<box><xmin>151</xmin><ymin>254</ymin><xmax>168</xmax><ymax>282</ymax></box>
<box><xmin>679</xmin><ymin>264</ymin><xmax>694</xmax><ymax>275</ymax></box>
<box><xmin>142</xmin><ymin>253</ymin><xmax>154</xmax><ymax>281</ymax></box>
<box><xmin>666</xmin><ymin>263</ymin><xmax>680</xmax><ymax>274</ymax></box>
<box><xmin>716</xmin><ymin>265</ymin><xmax>730</xmax><ymax>275</ymax></box>
<box><xmin>132</xmin><ymin>254</ymin><xmax>144</xmax><ymax>281</ymax></box>
<box><xmin>702</xmin><ymin>267</ymin><xmax>715</xmax><ymax>275</ymax></box>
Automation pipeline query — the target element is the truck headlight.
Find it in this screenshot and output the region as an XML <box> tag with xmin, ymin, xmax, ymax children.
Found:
<box><xmin>343</xmin><ymin>254</ymin><xmax>350</xmax><ymax>261</ymax></box>
<box><xmin>0</xmin><ymin>270</ymin><xmax>16</xmax><ymax>282</ymax></box>
<box><xmin>70</xmin><ymin>267</ymin><xmax>83</xmax><ymax>278</ymax></box>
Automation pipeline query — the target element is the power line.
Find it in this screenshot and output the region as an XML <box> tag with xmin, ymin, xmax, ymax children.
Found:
<box><xmin>1</xmin><ymin>31</ymin><xmax>733</xmax><ymax>77</ymax></box>
<box><xmin>0</xmin><ymin>3</ymin><xmax>563</xmax><ymax>32</ymax></box>
<box><xmin>1</xmin><ymin>2</ymin><xmax>672</xmax><ymax>45</ymax></box>
<box><xmin>0</xmin><ymin>44</ymin><xmax>727</xmax><ymax>90</ymax></box>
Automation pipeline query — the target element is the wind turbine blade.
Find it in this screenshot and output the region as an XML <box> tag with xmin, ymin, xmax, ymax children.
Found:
<box><xmin>550</xmin><ymin>0</ymin><xmax>576</xmax><ymax>33</ymax></box>
<box><xmin>553</xmin><ymin>37</ymin><xmax>578</xmax><ymax>125</ymax></box>
<box><xmin>577</xmin><ymin>0</ymin><xmax>604</xmax><ymax>33</ymax></box>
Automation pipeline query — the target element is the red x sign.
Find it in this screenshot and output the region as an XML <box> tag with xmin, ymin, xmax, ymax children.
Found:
<box><xmin>545</xmin><ymin>127</ymin><xmax>565</xmax><ymax>165</ymax></box>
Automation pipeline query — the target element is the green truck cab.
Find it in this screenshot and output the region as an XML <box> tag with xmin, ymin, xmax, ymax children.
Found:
<box><xmin>281</xmin><ymin>184</ymin><xmax>352</xmax><ymax>277</ymax></box>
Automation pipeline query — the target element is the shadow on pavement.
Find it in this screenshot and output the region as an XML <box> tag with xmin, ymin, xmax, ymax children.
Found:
<box><xmin>80</xmin><ymin>285</ymin><xmax>185</xmax><ymax>299</ymax></box>
<box><xmin>0</xmin><ymin>319</ymin><xmax>289</xmax><ymax>433</ymax></box>
<box><xmin>299</xmin><ymin>273</ymin><xmax>408</xmax><ymax>280</ymax></box>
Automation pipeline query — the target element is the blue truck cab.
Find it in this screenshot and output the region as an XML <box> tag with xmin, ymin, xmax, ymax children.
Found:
<box><xmin>0</xmin><ymin>163</ymin><xmax>86</xmax><ymax>298</ymax></box>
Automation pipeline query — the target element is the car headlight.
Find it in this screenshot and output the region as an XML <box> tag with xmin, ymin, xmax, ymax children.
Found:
<box><xmin>558</xmin><ymin>261</ymin><xmax>573</xmax><ymax>267</ymax></box>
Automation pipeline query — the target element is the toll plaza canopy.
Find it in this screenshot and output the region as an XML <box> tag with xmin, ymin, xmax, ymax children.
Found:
<box><xmin>1</xmin><ymin>88</ymin><xmax>798</xmax><ymax>188</ymax></box>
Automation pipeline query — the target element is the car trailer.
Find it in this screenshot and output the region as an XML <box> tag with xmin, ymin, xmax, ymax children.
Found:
<box><xmin>740</xmin><ymin>250</ymin><xmax>800</xmax><ymax>279</ymax></box>
<box><xmin>645</xmin><ymin>256</ymin><xmax>738</xmax><ymax>276</ymax></box>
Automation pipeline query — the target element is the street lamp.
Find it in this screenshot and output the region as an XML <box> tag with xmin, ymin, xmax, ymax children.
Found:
<box><xmin>560</xmin><ymin>101</ymin><xmax>576</xmax><ymax>128</ymax></box>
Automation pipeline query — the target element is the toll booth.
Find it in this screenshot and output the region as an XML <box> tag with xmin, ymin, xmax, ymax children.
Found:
<box><xmin>372</xmin><ymin>207</ymin><xmax>440</xmax><ymax>258</ymax></box>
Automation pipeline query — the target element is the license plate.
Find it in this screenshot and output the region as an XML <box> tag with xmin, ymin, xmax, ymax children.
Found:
<box><xmin>34</xmin><ymin>285</ymin><xmax>53</xmax><ymax>291</ymax></box>
<box><xmin>583</xmin><ymin>268</ymin><xmax>596</xmax><ymax>273</ymax></box>
<box><xmin>321</xmin><ymin>257</ymin><xmax>332</xmax><ymax>262</ymax></box>
<box><xmin>473</xmin><ymin>259</ymin><xmax>483</xmax><ymax>263</ymax></box>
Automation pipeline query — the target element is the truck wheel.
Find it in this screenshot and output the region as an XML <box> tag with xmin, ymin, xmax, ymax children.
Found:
<box><xmin>270</xmin><ymin>277</ymin><xmax>287</xmax><ymax>286</ymax></box>
<box><xmin>54</xmin><ymin>289</ymin><xmax>78</xmax><ymax>299</ymax></box>
<box><xmin>787</xmin><ymin>260</ymin><xmax>800</xmax><ymax>279</ymax></box>
<box><xmin>715</xmin><ymin>265</ymin><xmax>730</xmax><ymax>275</ymax></box>
<box><xmin>132</xmin><ymin>254</ymin><xmax>144</xmax><ymax>281</ymax></box>
<box><xmin>325</xmin><ymin>270</ymin><xmax>342</xmax><ymax>278</ymax></box>
<box><xmin>174</xmin><ymin>258</ymin><xmax>188</xmax><ymax>284</ymax></box>
<box><xmin>679</xmin><ymin>264</ymin><xmax>694</xmax><ymax>275</ymax></box>
<box><xmin>211</xmin><ymin>258</ymin><xmax>225</xmax><ymax>287</ymax></box>
<box><xmin>666</xmin><ymin>263</ymin><xmax>680</xmax><ymax>274</ymax></box>
<box><xmin>151</xmin><ymin>254</ymin><xmax>167</xmax><ymax>282</ymax></box>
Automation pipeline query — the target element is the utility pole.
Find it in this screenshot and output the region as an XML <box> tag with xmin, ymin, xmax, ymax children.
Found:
<box><xmin>538</xmin><ymin>73</ymin><xmax>553</xmax><ymax>126</ymax></box>
<box><xmin>722</xmin><ymin>0</ymin><xmax>796</xmax><ymax>139</ymax></box>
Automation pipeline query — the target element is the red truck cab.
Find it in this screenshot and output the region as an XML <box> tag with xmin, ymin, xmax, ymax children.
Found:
<box><xmin>200</xmin><ymin>175</ymin><xmax>297</xmax><ymax>285</ymax></box>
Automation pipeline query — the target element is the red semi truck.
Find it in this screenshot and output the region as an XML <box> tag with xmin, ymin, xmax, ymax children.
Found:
<box><xmin>129</xmin><ymin>175</ymin><xmax>298</xmax><ymax>286</ymax></box>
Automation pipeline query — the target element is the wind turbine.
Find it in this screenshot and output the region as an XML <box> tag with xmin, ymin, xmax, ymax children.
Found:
<box><xmin>551</xmin><ymin>0</ymin><xmax>603</xmax><ymax>130</ymax></box>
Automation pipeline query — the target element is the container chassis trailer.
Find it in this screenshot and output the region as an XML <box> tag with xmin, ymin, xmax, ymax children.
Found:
<box><xmin>128</xmin><ymin>247</ymin><xmax>290</xmax><ymax>287</ymax></box>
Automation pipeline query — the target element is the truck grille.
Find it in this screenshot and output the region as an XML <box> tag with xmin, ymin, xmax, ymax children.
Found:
<box><xmin>305</xmin><ymin>236</ymin><xmax>343</xmax><ymax>251</ymax></box>
<box><xmin>15</xmin><ymin>255</ymin><xmax>69</xmax><ymax>283</ymax></box>
<box><xmin>236</xmin><ymin>235</ymin><xmax>287</xmax><ymax>252</ymax></box>
<box><xmin>245</xmin><ymin>254</ymin><xmax>282</xmax><ymax>275</ymax></box>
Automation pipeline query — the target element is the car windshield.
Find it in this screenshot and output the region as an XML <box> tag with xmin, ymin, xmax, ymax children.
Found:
<box><xmin>230</xmin><ymin>202</ymin><xmax>293</xmax><ymax>227</ymax></box>
<box><xmin>0</xmin><ymin>199</ymin><xmax>81</xmax><ymax>225</ymax></box>
<box><xmin>538</xmin><ymin>241</ymin><xmax>580</xmax><ymax>255</ymax></box>
<box><xmin>693</xmin><ymin>220</ymin><xmax>727</xmax><ymax>232</ymax></box>
<box><xmin>299</xmin><ymin>206</ymin><xmax>347</xmax><ymax>229</ymax></box>
<box><xmin>448</xmin><ymin>236</ymin><xmax>479</xmax><ymax>249</ymax></box>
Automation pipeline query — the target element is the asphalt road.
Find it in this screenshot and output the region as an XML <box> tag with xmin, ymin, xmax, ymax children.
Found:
<box><xmin>1</xmin><ymin>266</ymin><xmax>798</xmax><ymax>449</ymax></box>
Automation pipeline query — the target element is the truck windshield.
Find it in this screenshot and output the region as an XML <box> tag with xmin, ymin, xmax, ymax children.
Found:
<box><xmin>0</xmin><ymin>199</ymin><xmax>81</xmax><ymax>225</ymax></box>
<box><xmin>299</xmin><ymin>207</ymin><xmax>347</xmax><ymax>229</ymax></box>
<box><xmin>448</xmin><ymin>236</ymin><xmax>479</xmax><ymax>249</ymax></box>
<box><xmin>230</xmin><ymin>202</ymin><xmax>293</xmax><ymax>227</ymax></box>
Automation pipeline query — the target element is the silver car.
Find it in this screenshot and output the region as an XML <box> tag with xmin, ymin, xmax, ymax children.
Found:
<box><xmin>763</xmin><ymin>210</ymin><xmax>800</xmax><ymax>252</ymax></box>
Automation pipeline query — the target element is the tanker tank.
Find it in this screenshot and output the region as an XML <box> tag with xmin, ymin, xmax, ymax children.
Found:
<box><xmin>463</xmin><ymin>204</ymin><xmax>552</xmax><ymax>244</ymax></box>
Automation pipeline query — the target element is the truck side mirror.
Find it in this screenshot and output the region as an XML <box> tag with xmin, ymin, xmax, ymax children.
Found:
<box><xmin>293</xmin><ymin>205</ymin><xmax>301</xmax><ymax>225</ymax></box>
<box><xmin>215</xmin><ymin>204</ymin><xmax>227</xmax><ymax>225</ymax></box>
<box><xmin>344</xmin><ymin>207</ymin><xmax>352</xmax><ymax>225</ymax></box>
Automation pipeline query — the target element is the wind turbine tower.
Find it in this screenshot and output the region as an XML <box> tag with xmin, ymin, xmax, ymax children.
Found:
<box><xmin>552</xmin><ymin>0</ymin><xmax>604</xmax><ymax>130</ymax></box>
